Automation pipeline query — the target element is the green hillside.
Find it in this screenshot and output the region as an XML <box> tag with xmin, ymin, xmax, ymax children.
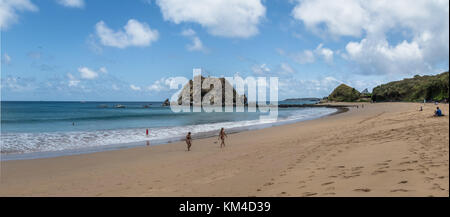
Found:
<box><xmin>328</xmin><ymin>84</ymin><xmax>361</xmax><ymax>102</ymax></box>
<box><xmin>372</xmin><ymin>71</ymin><xmax>449</xmax><ymax>102</ymax></box>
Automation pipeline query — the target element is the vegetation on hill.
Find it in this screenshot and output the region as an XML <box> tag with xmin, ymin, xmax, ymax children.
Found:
<box><xmin>372</xmin><ymin>71</ymin><xmax>449</xmax><ymax>102</ymax></box>
<box><xmin>328</xmin><ymin>84</ymin><xmax>361</xmax><ymax>102</ymax></box>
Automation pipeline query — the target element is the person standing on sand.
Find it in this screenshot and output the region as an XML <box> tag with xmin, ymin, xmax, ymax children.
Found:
<box><xmin>219</xmin><ymin>128</ymin><xmax>227</xmax><ymax>148</ymax></box>
<box><xmin>186</xmin><ymin>132</ymin><xmax>192</xmax><ymax>151</ymax></box>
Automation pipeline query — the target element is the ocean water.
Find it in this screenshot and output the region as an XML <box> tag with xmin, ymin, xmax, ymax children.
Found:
<box><xmin>1</xmin><ymin>101</ymin><xmax>336</xmax><ymax>159</ymax></box>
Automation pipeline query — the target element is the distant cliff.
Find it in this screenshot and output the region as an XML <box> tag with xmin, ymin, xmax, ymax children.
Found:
<box><xmin>372</xmin><ymin>71</ymin><xmax>449</xmax><ymax>102</ymax></box>
<box><xmin>328</xmin><ymin>84</ymin><xmax>361</xmax><ymax>102</ymax></box>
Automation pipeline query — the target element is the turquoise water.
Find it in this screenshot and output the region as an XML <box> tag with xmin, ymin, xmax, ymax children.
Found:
<box><xmin>1</xmin><ymin>101</ymin><xmax>336</xmax><ymax>156</ymax></box>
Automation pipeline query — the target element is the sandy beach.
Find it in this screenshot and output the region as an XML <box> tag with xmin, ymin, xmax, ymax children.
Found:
<box><xmin>0</xmin><ymin>102</ymin><xmax>448</xmax><ymax>197</ymax></box>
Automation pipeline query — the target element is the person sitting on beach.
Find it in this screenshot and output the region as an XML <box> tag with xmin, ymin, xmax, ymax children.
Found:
<box><xmin>434</xmin><ymin>107</ymin><xmax>443</xmax><ymax>117</ymax></box>
<box><xmin>219</xmin><ymin>128</ymin><xmax>227</xmax><ymax>148</ymax></box>
<box><xmin>419</xmin><ymin>106</ymin><xmax>423</xmax><ymax>111</ymax></box>
<box><xmin>186</xmin><ymin>132</ymin><xmax>192</xmax><ymax>151</ymax></box>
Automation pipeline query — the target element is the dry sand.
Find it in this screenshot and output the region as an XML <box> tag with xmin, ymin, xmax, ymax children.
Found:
<box><xmin>0</xmin><ymin>102</ymin><xmax>448</xmax><ymax>197</ymax></box>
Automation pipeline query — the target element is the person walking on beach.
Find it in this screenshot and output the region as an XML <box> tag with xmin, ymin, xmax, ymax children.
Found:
<box><xmin>219</xmin><ymin>128</ymin><xmax>227</xmax><ymax>148</ymax></box>
<box><xmin>186</xmin><ymin>132</ymin><xmax>192</xmax><ymax>151</ymax></box>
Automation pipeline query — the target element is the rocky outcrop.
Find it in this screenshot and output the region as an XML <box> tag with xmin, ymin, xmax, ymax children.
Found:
<box><xmin>162</xmin><ymin>98</ymin><xmax>170</xmax><ymax>106</ymax></box>
<box><xmin>177</xmin><ymin>76</ymin><xmax>247</xmax><ymax>106</ymax></box>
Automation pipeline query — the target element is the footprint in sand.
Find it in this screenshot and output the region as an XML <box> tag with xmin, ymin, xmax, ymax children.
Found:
<box><xmin>371</xmin><ymin>170</ymin><xmax>387</xmax><ymax>175</ymax></box>
<box><xmin>263</xmin><ymin>182</ymin><xmax>274</xmax><ymax>186</ymax></box>
<box><xmin>398</xmin><ymin>180</ymin><xmax>408</xmax><ymax>184</ymax></box>
<box><xmin>431</xmin><ymin>183</ymin><xmax>445</xmax><ymax>191</ymax></box>
<box><xmin>302</xmin><ymin>192</ymin><xmax>317</xmax><ymax>197</ymax></box>
<box><xmin>352</xmin><ymin>166</ymin><xmax>364</xmax><ymax>170</ymax></box>
<box><xmin>321</xmin><ymin>182</ymin><xmax>334</xmax><ymax>186</ymax></box>
<box><xmin>390</xmin><ymin>189</ymin><xmax>409</xmax><ymax>192</ymax></box>
<box><xmin>354</xmin><ymin>188</ymin><xmax>371</xmax><ymax>192</ymax></box>
<box><xmin>323</xmin><ymin>192</ymin><xmax>336</xmax><ymax>195</ymax></box>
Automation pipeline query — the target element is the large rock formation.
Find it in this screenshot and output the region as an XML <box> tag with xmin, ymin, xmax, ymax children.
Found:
<box><xmin>328</xmin><ymin>84</ymin><xmax>361</xmax><ymax>102</ymax></box>
<box><xmin>176</xmin><ymin>76</ymin><xmax>247</xmax><ymax>106</ymax></box>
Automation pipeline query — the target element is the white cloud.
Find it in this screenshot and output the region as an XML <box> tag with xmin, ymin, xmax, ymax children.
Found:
<box><xmin>130</xmin><ymin>84</ymin><xmax>141</xmax><ymax>91</ymax></box>
<box><xmin>252</xmin><ymin>62</ymin><xmax>296</xmax><ymax>77</ymax></box>
<box><xmin>95</xmin><ymin>19</ymin><xmax>159</xmax><ymax>48</ymax></box>
<box><xmin>181</xmin><ymin>28</ymin><xmax>207</xmax><ymax>52</ymax></box>
<box><xmin>67</xmin><ymin>73</ymin><xmax>80</xmax><ymax>87</ymax></box>
<box><xmin>147</xmin><ymin>77</ymin><xmax>183</xmax><ymax>92</ymax></box>
<box><xmin>292</xmin><ymin>50</ymin><xmax>315</xmax><ymax>64</ymax></box>
<box><xmin>286</xmin><ymin>44</ymin><xmax>333</xmax><ymax>64</ymax></box>
<box><xmin>292</xmin><ymin>0</ymin><xmax>368</xmax><ymax>37</ymax></box>
<box><xmin>292</xmin><ymin>0</ymin><xmax>449</xmax><ymax>75</ymax></box>
<box><xmin>1</xmin><ymin>76</ymin><xmax>36</xmax><ymax>92</ymax></box>
<box><xmin>78</xmin><ymin>67</ymin><xmax>98</xmax><ymax>79</ymax></box>
<box><xmin>56</xmin><ymin>0</ymin><xmax>84</xmax><ymax>8</ymax></box>
<box><xmin>156</xmin><ymin>0</ymin><xmax>266</xmax><ymax>38</ymax></box>
<box><xmin>2</xmin><ymin>53</ymin><xmax>11</xmax><ymax>64</ymax></box>
<box><xmin>315</xmin><ymin>44</ymin><xmax>334</xmax><ymax>64</ymax></box>
<box><xmin>0</xmin><ymin>0</ymin><xmax>38</xmax><ymax>30</ymax></box>
<box><xmin>99</xmin><ymin>67</ymin><xmax>107</xmax><ymax>73</ymax></box>
<box><xmin>252</xmin><ymin>63</ymin><xmax>271</xmax><ymax>76</ymax></box>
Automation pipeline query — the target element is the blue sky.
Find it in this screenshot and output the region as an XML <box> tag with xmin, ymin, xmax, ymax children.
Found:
<box><xmin>1</xmin><ymin>0</ymin><xmax>449</xmax><ymax>101</ymax></box>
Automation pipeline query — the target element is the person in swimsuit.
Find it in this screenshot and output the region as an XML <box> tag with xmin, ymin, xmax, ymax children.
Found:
<box><xmin>219</xmin><ymin>128</ymin><xmax>227</xmax><ymax>148</ymax></box>
<box><xmin>186</xmin><ymin>132</ymin><xmax>192</xmax><ymax>151</ymax></box>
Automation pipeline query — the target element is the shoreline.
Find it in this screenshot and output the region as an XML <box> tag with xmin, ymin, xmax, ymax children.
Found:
<box><xmin>0</xmin><ymin>102</ymin><xmax>448</xmax><ymax>196</ymax></box>
<box><xmin>1</xmin><ymin>106</ymin><xmax>342</xmax><ymax>161</ymax></box>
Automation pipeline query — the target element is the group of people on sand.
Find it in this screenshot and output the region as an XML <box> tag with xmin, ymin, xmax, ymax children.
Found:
<box><xmin>185</xmin><ymin>128</ymin><xmax>227</xmax><ymax>151</ymax></box>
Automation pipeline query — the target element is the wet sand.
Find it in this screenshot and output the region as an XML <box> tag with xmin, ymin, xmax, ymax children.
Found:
<box><xmin>0</xmin><ymin>102</ymin><xmax>448</xmax><ymax>196</ymax></box>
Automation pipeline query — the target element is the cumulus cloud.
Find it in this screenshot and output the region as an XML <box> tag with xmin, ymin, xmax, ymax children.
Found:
<box><xmin>56</xmin><ymin>0</ymin><xmax>84</xmax><ymax>8</ymax></box>
<box><xmin>292</xmin><ymin>0</ymin><xmax>368</xmax><ymax>37</ymax></box>
<box><xmin>156</xmin><ymin>0</ymin><xmax>266</xmax><ymax>38</ymax></box>
<box><xmin>0</xmin><ymin>0</ymin><xmax>38</xmax><ymax>30</ymax></box>
<box><xmin>181</xmin><ymin>28</ymin><xmax>207</xmax><ymax>52</ymax></box>
<box><xmin>130</xmin><ymin>84</ymin><xmax>141</xmax><ymax>91</ymax></box>
<box><xmin>95</xmin><ymin>19</ymin><xmax>159</xmax><ymax>48</ymax></box>
<box><xmin>147</xmin><ymin>77</ymin><xmax>187</xmax><ymax>92</ymax></box>
<box><xmin>315</xmin><ymin>44</ymin><xmax>334</xmax><ymax>64</ymax></box>
<box><xmin>78</xmin><ymin>66</ymin><xmax>106</xmax><ymax>80</ymax></box>
<box><xmin>279</xmin><ymin>44</ymin><xmax>334</xmax><ymax>64</ymax></box>
<box><xmin>292</xmin><ymin>0</ymin><xmax>449</xmax><ymax>75</ymax></box>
